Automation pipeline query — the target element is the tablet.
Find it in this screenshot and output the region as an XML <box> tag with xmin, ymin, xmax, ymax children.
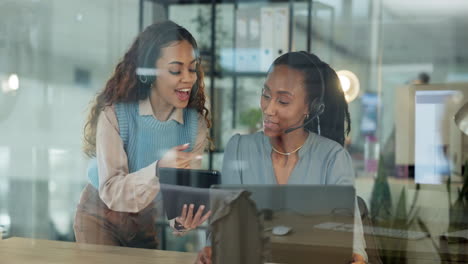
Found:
<box><xmin>158</xmin><ymin>168</ymin><xmax>220</xmax><ymax>188</ymax></box>
<box><xmin>158</xmin><ymin>168</ymin><xmax>221</xmax><ymax>219</ymax></box>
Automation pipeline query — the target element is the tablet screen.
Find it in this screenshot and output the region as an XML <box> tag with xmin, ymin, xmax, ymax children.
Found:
<box><xmin>158</xmin><ymin>168</ymin><xmax>220</xmax><ymax>188</ymax></box>
<box><xmin>158</xmin><ymin>168</ymin><xmax>221</xmax><ymax>219</ymax></box>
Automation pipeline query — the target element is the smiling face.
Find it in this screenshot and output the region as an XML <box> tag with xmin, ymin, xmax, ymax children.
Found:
<box><xmin>261</xmin><ymin>65</ymin><xmax>310</xmax><ymax>137</ymax></box>
<box><xmin>153</xmin><ymin>40</ymin><xmax>198</xmax><ymax>109</ymax></box>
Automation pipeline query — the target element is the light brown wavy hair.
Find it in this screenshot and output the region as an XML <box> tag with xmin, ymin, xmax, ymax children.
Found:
<box><xmin>83</xmin><ymin>21</ymin><xmax>211</xmax><ymax>157</ymax></box>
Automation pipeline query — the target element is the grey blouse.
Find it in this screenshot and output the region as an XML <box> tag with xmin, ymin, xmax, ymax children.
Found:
<box><xmin>222</xmin><ymin>132</ymin><xmax>354</xmax><ymax>185</ymax></box>
<box><xmin>221</xmin><ymin>131</ymin><xmax>367</xmax><ymax>260</ymax></box>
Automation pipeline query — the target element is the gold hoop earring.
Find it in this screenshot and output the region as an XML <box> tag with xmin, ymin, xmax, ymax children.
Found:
<box><xmin>139</xmin><ymin>75</ymin><xmax>147</xmax><ymax>84</ymax></box>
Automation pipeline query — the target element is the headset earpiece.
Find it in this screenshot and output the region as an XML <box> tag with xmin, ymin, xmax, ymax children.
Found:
<box><xmin>284</xmin><ymin>52</ymin><xmax>326</xmax><ymax>134</ymax></box>
<box><xmin>303</xmin><ymin>53</ymin><xmax>325</xmax><ymax>119</ymax></box>
<box><xmin>309</xmin><ymin>97</ymin><xmax>325</xmax><ymax>118</ymax></box>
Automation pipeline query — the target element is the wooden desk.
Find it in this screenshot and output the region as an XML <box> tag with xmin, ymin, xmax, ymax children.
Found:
<box><xmin>263</xmin><ymin>213</ymin><xmax>354</xmax><ymax>263</ymax></box>
<box><xmin>0</xmin><ymin>237</ymin><xmax>197</xmax><ymax>264</ymax></box>
<box><xmin>262</xmin><ymin>212</ymin><xmax>465</xmax><ymax>264</ymax></box>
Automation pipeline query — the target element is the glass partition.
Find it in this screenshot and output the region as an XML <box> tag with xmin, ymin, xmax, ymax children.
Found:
<box><xmin>1</xmin><ymin>0</ymin><xmax>468</xmax><ymax>263</ymax></box>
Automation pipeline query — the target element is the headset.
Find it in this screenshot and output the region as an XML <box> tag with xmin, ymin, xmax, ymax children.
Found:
<box><xmin>238</xmin><ymin>52</ymin><xmax>326</xmax><ymax>184</ymax></box>
<box><xmin>135</xmin><ymin>22</ymin><xmax>200</xmax><ymax>102</ymax></box>
<box><xmin>284</xmin><ymin>51</ymin><xmax>326</xmax><ymax>135</ymax></box>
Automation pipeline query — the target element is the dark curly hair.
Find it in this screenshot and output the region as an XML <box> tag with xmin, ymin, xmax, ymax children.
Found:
<box><xmin>83</xmin><ymin>20</ymin><xmax>211</xmax><ymax>157</ymax></box>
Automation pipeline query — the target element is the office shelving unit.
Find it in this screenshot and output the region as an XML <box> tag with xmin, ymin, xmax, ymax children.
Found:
<box><xmin>137</xmin><ymin>0</ymin><xmax>335</xmax><ymax>251</ymax></box>
<box><xmin>138</xmin><ymin>0</ymin><xmax>334</xmax><ymax>170</ymax></box>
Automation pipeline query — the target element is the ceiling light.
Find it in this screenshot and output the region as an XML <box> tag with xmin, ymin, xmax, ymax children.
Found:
<box><xmin>8</xmin><ymin>74</ymin><xmax>19</xmax><ymax>91</ymax></box>
<box><xmin>337</xmin><ymin>70</ymin><xmax>360</xmax><ymax>103</ymax></box>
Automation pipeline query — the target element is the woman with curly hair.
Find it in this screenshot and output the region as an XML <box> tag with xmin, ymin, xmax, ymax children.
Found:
<box><xmin>74</xmin><ymin>20</ymin><xmax>211</xmax><ymax>248</ymax></box>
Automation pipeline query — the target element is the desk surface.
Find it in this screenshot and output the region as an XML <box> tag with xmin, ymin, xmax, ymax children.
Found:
<box><xmin>262</xmin><ymin>212</ymin><xmax>460</xmax><ymax>263</ymax></box>
<box><xmin>264</xmin><ymin>212</ymin><xmax>353</xmax><ymax>248</ymax></box>
<box><xmin>0</xmin><ymin>237</ymin><xmax>197</xmax><ymax>264</ymax></box>
<box><xmin>263</xmin><ymin>213</ymin><xmax>354</xmax><ymax>263</ymax></box>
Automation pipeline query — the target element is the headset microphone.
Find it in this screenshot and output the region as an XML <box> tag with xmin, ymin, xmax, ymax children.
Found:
<box><xmin>284</xmin><ymin>103</ymin><xmax>324</xmax><ymax>134</ymax></box>
<box><xmin>283</xmin><ymin>52</ymin><xmax>326</xmax><ymax>135</ymax></box>
<box><xmin>284</xmin><ymin>119</ymin><xmax>314</xmax><ymax>134</ymax></box>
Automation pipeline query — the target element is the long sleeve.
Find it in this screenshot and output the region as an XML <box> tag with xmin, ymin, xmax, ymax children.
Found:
<box><xmin>353</xmin><ymin>198</ymin><xmax>368</xmax><ymax>261</ymax></box>
<box><xmin>326</xmin><ymin>147</ymin><xmax>368</xmax><ymax>261</ymax></box>
<box><xmin>189</xmin><ymin>115</ymin><xmax>209</xmax><ymax>168</ymax></box>
<box><xmin>96</xmin><ymin>106</ymin><xmax>208</xmax><ymax>213</ymax></box>
<box><xmin>221</xmin><ymin>134</ymin><xmax>242</xmax><ymax>184</ymax></box>
<box><xmin>326</xmin><ymin>147</ymin><xmax>355</xmax><ymax>185</ymax></box>
<box><xmin>167</xmin><ymin>116</ymin><xmax>208</xmax><ymax>232</ymax></box>
<box><xmin>96</xmin><ymin>106</ymin><xmax>159</xmax><ymax>213</ymax></box>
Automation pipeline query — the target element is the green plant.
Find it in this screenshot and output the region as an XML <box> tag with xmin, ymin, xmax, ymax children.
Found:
<box><xmin>447</xmin><ymin>161</ymin><xmax>468</xmax><ymax>231</ymax></box>
<box><xmin>191</xmin><ymin>7</ymin><xmax>228</xmax><ymax>72</ymax></box>
<box><xmin>370</xmin><ymin>155</ymin><xmax>420</xmax><ymax>263</ymax></box>
<box><xmin>191</xmin><ymin>8</ymin><xmax>211</xmax><ymax>51</ymax></box>
<box><xmin>418</xmin><ymin>160</ymin><xmax>468</xmax><ymax>263</ymax></box>
<box><xmin>239</xmin><ymin>108</ymin><xmax>262</xmax><ymax>133</ymax></box>
<box><xmin>370</xmin><ymin>155</ymin><xmax>392</xmax><ymax>222</ymax></box>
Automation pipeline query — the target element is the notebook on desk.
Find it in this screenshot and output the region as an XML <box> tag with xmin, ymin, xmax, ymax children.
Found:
<box><xmin>212</xmin><ymin>184</ymin><xmax>356</xmax><ymax>264</ymax></box>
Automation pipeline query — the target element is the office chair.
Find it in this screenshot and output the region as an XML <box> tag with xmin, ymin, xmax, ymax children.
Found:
<box><xmin>357</xmin><ymin>196</ymin><xmax>383</xmax><ymax>264</ymax></box>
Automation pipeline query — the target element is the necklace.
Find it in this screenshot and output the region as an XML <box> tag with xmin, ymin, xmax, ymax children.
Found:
<box><xmin>271</xmin><ymin>142</ymin><xmax>305</xmax><ymax>156</ymax></box>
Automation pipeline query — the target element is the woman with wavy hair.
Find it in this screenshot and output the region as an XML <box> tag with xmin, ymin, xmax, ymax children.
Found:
<box><xmin>74</xmin><ymin>20</ymin><xmax>211</xmax><ymax>248</ymax></box>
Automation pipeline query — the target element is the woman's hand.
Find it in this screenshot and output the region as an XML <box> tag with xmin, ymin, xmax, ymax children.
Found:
<box><xmin>350</xmin><ymin>253</ymin><xmax>367</xmax><ymax>264</ymax></box>
<box><xmin>194</xmin><ymin>246</ymin><xmax>212</xmax><ymax>264</ymax></box>
<box><xmin>158</xmin><ymin>143</ymin><xmax>202</xmax><ymax>169</ymax></box>
<box><xmin>172</xmin><ymin>204</ymin><xmax>211</xmax><ymax>236</ymax></box>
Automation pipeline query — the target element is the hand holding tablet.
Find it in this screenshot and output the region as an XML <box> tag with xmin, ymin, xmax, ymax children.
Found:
<box><xmin>158</xmin><ymin>168</ymin><xmax>220</xmax><ymax>233</ymax></box>
<box><xmin>172</xmin><ymin>204</ymin><xmax>212</xmax><ymax>235</ymax></box>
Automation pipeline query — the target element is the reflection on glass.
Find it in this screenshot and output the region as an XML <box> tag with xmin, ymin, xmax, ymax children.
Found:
<box><xmin>1</xmin><ymin>0</ymin><xmax>468</xmax><ymax>263</ymax></box>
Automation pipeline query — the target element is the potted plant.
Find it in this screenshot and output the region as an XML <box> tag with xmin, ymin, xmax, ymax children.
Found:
<box><xmin>239</xmin><ymin>108</ymin><xmax>262</xmax><ymax>134</ymax></box>
<box><xmin>191</xmin><ymin>7</ymin><xmax>228</xmax><ymax>73</ymax></box>
<box><xmin>418</xmin><ymin>161</ymin><xmax>468</xmax><ymax>263</ymax></box>
<box><xmin>370</xmin><ymin>155</ymin><xmax>420</xmax><ymax>263</ymax></box>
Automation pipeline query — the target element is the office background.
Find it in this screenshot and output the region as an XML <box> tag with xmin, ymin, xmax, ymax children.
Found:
<box><xmin>1</xmin><ymin>0</ymin><xmax>468</xmax><ymax>262</ymax></box>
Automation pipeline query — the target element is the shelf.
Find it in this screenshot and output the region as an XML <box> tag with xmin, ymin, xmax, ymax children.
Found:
<box><xmin>140</xmin><ymin>0</ymin><xmax>315</xmax><ymax>169</ymax></box>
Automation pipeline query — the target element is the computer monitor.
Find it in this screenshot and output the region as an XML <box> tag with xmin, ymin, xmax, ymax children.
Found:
<box><xmin>395</xmin><ymin>83</ymin><xmax>468</xmax><ymax>182</ymax></box>
<box><xmin>212</xmin><ymin>184</ymin><xmax>355</xmax><ymax>264</ymax></box>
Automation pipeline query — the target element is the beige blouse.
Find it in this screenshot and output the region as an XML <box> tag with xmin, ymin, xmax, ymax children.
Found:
<box><xmin>96</xmin><ymin>97</ymin><xmax>208</xmax><ymax>213</ymax></box>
